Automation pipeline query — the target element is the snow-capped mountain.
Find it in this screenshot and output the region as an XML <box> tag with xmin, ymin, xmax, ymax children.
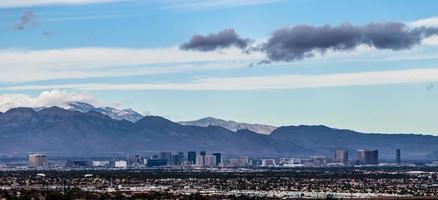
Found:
<box><xmin>94</xmin><ymin>107</ymin><xmax>143</xmax><ymax>123</ymax></box>
<box><xmin>58</xmin><ymin>102</ymin><xmax>143</xmax><ymax>122</ymax></box>
<box><xmin>60</xmin><ymin>101</ymin><xmax>95</xmax><ymax>113</ymax></box>
<box><xmin>179</xmin><ymin>117</ymin><xmax>277</xmax><ymax>134</ymax></box>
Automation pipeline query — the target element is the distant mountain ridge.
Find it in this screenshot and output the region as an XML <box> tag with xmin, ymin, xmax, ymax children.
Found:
<box><xmin>179</xmin><ymin>117</ymin><xmax>277</xmax><ymax>134</ymax></box>
<box><xmin>41</xmin><ymin>101</ymin><xmax>144</xmax><ymax>123</ymax></box>
<box><xmin>1</xmin><ymin>107</ymin><xmax>438</xmax><ymax>159</ymax></box>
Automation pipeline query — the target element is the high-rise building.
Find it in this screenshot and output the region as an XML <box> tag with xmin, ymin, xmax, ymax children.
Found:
<box><xmin>188</xmin><ymin>151</ymin><xmax>197</xmax><ymax>164</ymax></box>
<box><xmin>334</xmin><ymin>149</ymin><xmax>348</xmax><ymax>163</ymax></box>
<box><xmin>127</xmin><ymin>154</ymin><xmax>142</xmax><ymax>166</ymax></box>
<box><xmin>28</xmin><ymin>154</ymin><xmax>48</xmax><ymax>168</ymax></box>
<box><xmin>310</xmin><ymin>156</ymin><xmax>327</xmax><ymax>166</ymax></box>
<box><xmin>177</xmin><ymin>152</ymin><xmax>184</xmax><ymax>165</ymax></box>
<box><xmin>396</xmin><ymin>149</ymin><xmax>401</xmax><ymax>164</ymax></box>
<box><xmin>204</xmin><ymin>155</ymin><xmax>217</xmax><ymax>167</ymax></box>
<box><xmin>171</xmin><ymin>152</ymin><xmax>184</xmax><ymax>166</ymax></box>
<box><xmin>229</xmin><ymin>156</ymin><xmax>249</xmax><ymax>167</ymax></box>
<box><xmin>357</xmin><ymin>150</ymin><xmax>365</xmax><ymax>164</ymax></box>
<box><xmin>199</xmin><ymin>151</ymin><xmax>206</xmax><ymax>165</ymax></box>
<box><xmin>196</xmin><ymin>155</ymin><xmax>204</xmax><ymax>166</ymax></box>
<box><xmin>212</xmin><ymin>153</ymin><xmax>222</xmax><ymax>165</ymax></box>
<box><xmin>159</xmin><ymin>152</ymin><xmax>172</xmax><ymax>165</ymax></box>
<box><xmin>357</xmin><ymin>150</ymin><xmax>378</xmax><ymax>165</ymax></box>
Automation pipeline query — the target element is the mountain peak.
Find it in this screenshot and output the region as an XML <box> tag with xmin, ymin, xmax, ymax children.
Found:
<box><xmin>94</xmin><ymin>106</ymin><xmax>143</xmax><ymax>122</ymax></box>
<box><xmin>6</xmin><ymin>107</ymin><xmax>37</xmax><ymax>114</ymax></box>
<box><xmin>61</xmin><ymin>101</ymin><xmax>95</xmax><ymax>113</ymax></box>
<box><xmin>179</xmin><ymin>117</ymin><xmax>277</xmax><ymax>134</ymax></box>
<box><xmin>137</xmin><ymin>115</ymin><xmax>176</xmax><ymax>125</ymax></box>
<box><xmin>38</xmin><ymin>106</ymin><xmax>69</xmax><ymax>113</ymax></box>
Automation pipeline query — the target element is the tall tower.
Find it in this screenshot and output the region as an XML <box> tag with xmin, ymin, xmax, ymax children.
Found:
<box><xmin>159</xmin><ymin>152</ymin><xmax>172</xmax><ymax>165</ymax></box>
<box><xmin>357</xmin><ymin>149</ymin><xmax>378</xmax><ymax>165</ymax></box>
<box><xmin>188</xmin><ymin>151</ymin><xmax>196</xmax><ymax>164</ymax></box>
<box><xmin>200</xmin><ymin>151</ymin><xmax>206</xmax><ymax>166</ymax></box>
<box><xmin>334</xmin><ymin>149</ymin><xmax>348</xmax><ymax>163</ymax></box>
<box><xmin>28</xmin><ymin>154</ymin><xmax>48</xmax><ymax>168</ymax></box>
<box><xmin>356</xmin><ymin>150</ymin><xmax>366</xmax><ymax>164</ymax></box>
<box><xmin>396</xmin><ymin>149</ymin><xmax>401</xmax><ymax>164</ymax></box>
<box><xmin>213</xmin><ymin>153</ymin><xmax>222</xmax><ymax>165</ymax></box>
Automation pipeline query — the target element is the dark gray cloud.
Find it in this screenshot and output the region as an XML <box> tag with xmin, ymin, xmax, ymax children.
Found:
<box><xmin>248</xmin><ymin>59</ymin><xmax>271</xmax><ymax>68</ymax></box>
<box><xmin>180</xmin><ymin>28</ymin><xmax>252</xmax><ymax>51</ymax></box>
<box><xmin>262</xmin><ymin>22</ymin><xmax>438</xmax><ymax>62</ymax></box>
<box><xmin>257</xmin><ymin>60</ymin><xmax>272</xmax><ymax>65</ymax></box>
<box><xmin>14</xmin><ymin>11</ymin><xmax>36</xmax><ymax>30</ymax></box>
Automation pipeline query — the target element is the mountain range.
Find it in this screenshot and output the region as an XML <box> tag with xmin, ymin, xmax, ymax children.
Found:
<box><xmin>179</xmin><ymin>117</ymin><xmax>277</xmax><ymax>134</ymax></box>
<box><xmin>38</xmin><ymin>102</ymin><xmax>144</xmax><ymax>123</ymax></box>
<box><xmin>1</xmin><ymin>104</ymin><xmax>438</xmax><ymax>160</ymax></box>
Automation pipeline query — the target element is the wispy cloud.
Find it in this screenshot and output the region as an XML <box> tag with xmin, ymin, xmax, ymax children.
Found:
<box><xmin>0</xmin><ymin>0</ymin><xmax>120</xmax><ymax>8</ymax></box>
<box><xmin>41</xmin><ymin>14</ymin><xmax>120</xmax><ymax>22</ymax></box>
<box><xmin>0</xmin><ymin>47</ymin><xmax>263</xmax><ymax>82</ymax></box>
<box><xmin>0</xmin><ymin>0</ymin><xmax>283</xmax><ymax>9</ymax></box>
<box><xmin>3</xmin><ymin>68</ymin><xmax>438</xmax><ymax>91</ymax></box>
<box><xmin>155</xmin><ymin>0</ymin><xmax>284</xmax><ymax>10</ymax></box>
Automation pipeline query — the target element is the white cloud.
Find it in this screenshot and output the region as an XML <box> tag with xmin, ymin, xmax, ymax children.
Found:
<box><xmin>0</xmin><ymin>0</ymin><xmax>119</xmax><ymax>8</ymax></box>
<box><xmin>0</xmin><ymin>0</ymin><xmax>284</xmax><ymax>8</ymax></box>
<box><xmin>409</xmin><ymin>17</ymin><xmax>438</xmax><ymax>46</ymax></box>
<box><xmin>410</xmin><ymin>16</ymin><xmax>438</xmax><ymax>28</ymax></box>
<box><xmin>3</xmin><ymin>68</ymin><xmax>438</xmax><ymax>91</ymax></box>
<box><xmin>422</xmin><ymin>36</ymin><xmax>438</xmax><ymax>46</ymax></box>
<box><xmin>0</xmin><ymin>90</ymin><xmax>97</xmax><ymax>112</ymax></box>
<box><xmin>155</xmin><ymin>0</ymin><xmax>284</xmax><ymax>10</ymax></box>
<box><xmin>0</xmin><ymin>47</ymin><xmax>263</xmax><ymax>82</ymax></box>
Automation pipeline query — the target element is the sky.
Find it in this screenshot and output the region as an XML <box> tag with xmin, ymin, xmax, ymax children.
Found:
<box><xmin>1</xmin><ymin>0</ymin><xmax>438</xmax><ymax>134</ymax></box>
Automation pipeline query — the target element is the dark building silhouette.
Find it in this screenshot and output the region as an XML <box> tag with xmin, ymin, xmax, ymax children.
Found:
<box><xmin>188</xmin><ymin>151</ymin><xmax>196</xmax><ymax>164</ymax></box>
<box><xmin>334</xmin><ymin>149</ymin><xmax>348</xmax><ymax>163</ymax></box>
<box><xmin>159</xmin><ymin>152</ymin><xmax>172</xmax><ymax>165</ymax></box>
<box><xmin>171</xmin><ymin>152</ymin><xmax>184</xmax><ymax>165</ymax></box>
<box><xmin>146</xmin><ymin>159</ymin><xmax>167</xmax><ymax>167</ymax></box>
<box><xmin>65</xmin><ymin>159</ymin><xmax>90</xmax><ymax>168</ymax></box>
<box><xmin>396</xmin><ymin>149</ymin><xmax>401</xmax><ymax>164</ymax></box>
<box><xmin>213</xmin><ymin>153</ymin><xmax>222</xmax><ymax>165</ymax></box>
<box><xmin>178</xmin><ymin>152</ymin><xmax>184</xmax><ymax>164</ymax></box>
<box><xmin>357</xmin><ymin>150</ymin><xmax>378</xmax><ymax>165</ymax></box>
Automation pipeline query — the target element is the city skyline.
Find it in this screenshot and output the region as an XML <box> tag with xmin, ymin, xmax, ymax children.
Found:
<box><xmin>1</xmin><ymin>1</ymin><xmax>438</xmax><ymax>199</ymax></box>
<box><xmin>1</xmin><ymin>0</ymin><xmax>438</xmax><ymax>134</ymax></box>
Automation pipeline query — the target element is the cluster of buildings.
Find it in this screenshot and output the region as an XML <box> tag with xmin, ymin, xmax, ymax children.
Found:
<box><xmin>26</xmin><ymin>148</ymin><xmax>402</xmax><ymax>169</ymax></box>
<box><xmin>333</xmin><ymin>149</ymin><xmax>401</xmax><ymax>165</ymax></box>
<box><xmin>27</xmin><ymin>151</ymin><xmax>248</xmax><ymax>169</ymax></box>
<box><xmin>143</xmin><ymin>151</ymin><xmax>226</xmax><ymax>168</ymax></box>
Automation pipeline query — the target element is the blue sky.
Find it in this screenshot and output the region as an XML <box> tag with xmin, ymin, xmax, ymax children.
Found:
<box><xmin>1</xmin><ymin>0</ymin><xmax>438</xmax><ymax>134</ymax></box>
